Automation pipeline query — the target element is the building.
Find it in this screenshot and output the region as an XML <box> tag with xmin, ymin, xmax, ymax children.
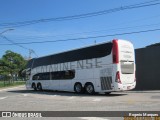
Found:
<box><xmin>135</xmin><ymin>43</ymin><xmax>160</xmax><ymax>90</ymax></box>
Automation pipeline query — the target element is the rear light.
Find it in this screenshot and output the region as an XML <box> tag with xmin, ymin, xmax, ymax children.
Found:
<box><xmin>115</xmin><ymin>71</ymin><xmax>122</xmax><ymax>84</ymax></box>
<box><xmin>112</xmin><ymin>39</ymin><xmax>119</xmax><ymax>64</ymax></box>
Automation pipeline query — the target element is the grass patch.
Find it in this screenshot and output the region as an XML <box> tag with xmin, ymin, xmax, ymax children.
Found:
<box><xmin>0</xmin><ymin>81</ymin><xmax>26</xmax><ymax>88</ymax></box>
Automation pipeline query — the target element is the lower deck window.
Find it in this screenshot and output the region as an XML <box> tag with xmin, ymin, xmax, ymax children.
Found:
<box><xmin>32</xmin><ymin>72</ymin><xmax>50</xmax><ymax>80</ymax></box>
<box><xmin>51</xmin><ymin>70</ymin><xmax>75</xmax><ymax>80</ymax></box>
<box><xmin>32</xmin><ymin>70</ymin><xmax>75</xmax><ymax>80</ymax></box>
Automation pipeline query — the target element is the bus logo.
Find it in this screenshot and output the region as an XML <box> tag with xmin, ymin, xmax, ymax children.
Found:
<box><xmin>2</xmin><ymin>112</ymin><xmax>11</xmax><ymax>117</ymax></box>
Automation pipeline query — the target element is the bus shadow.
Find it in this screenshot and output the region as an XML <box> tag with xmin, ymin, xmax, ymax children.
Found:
<box><xmin>126</xmin><ymin>90</ymin><xmax>160</xmax><ymax>93</ymax></box>
<box><xmin>7</xmin><ymin>89</ymin><xmax>127</xmax><ymax>97</ymax></box>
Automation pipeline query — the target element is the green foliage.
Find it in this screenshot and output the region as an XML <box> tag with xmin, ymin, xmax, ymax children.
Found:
<box><xmin>0</xmin><ymin>81</ymin><xmax>26</xmax><ymax>88</ymax></box>
<box><xmin>0</xmin><ymin>50</ymin><xmax>27</xmax><ymax>80</ymax></box>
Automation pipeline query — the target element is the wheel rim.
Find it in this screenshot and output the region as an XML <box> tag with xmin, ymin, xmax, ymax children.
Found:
<box><xmin>75</xmin><ymin>84</ymin><xmax>81</xmax><ymax>92</ymax></box>
<box><xmin>86</xmin><ymin>85</ymin><xmax>93</xmax><ymax>93</ymax></box>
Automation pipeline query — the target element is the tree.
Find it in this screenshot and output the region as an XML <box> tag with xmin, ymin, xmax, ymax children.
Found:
<box><xmin>0</xmin><ymin>50</ymin><xmax>27</xmax><ymax>82</ymax></box>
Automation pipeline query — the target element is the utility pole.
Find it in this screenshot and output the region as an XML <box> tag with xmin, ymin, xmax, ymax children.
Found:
<box><xmin>29</xmin><ymin>49</ymin><xmax>38</xmax><ymax>60</ymax></box>
<box><xmin>29</xmin><ymin>49</ymin><xmax>34</xmax><ymax>60</ymax></box>
<box><xmin>94</xmin><ymin>40</ymin><xmax>96</xmax><ymax>44</ymax></box>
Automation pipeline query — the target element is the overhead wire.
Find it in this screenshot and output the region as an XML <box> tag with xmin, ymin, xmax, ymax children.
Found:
<box><xmin>8</xmin><ymin>22</ymin><xmax>160</xmax><ymax>41</ymax></box>
<box><xmin>1</xmin><ymin>0</ymin><xmax>159</xmax><ymax>58</ymax></box>
<box><xmin>0</xmin><ymin>28</ymin><xmax>160</xmax><ymax>45</ymax></box>
<box><xmin>0</xmin><ymin>35</ymin><xmax>38</xmax><ymax>57</ymax></box>
<box><xmin>1</xmin><ymin>35</ymin><xmax>29</xmax><ymax>50</ymax></box>
<box><xmin>0</xmin><ymin>0</ymin><xmax>160</xmax><ymax>28</ymax></box>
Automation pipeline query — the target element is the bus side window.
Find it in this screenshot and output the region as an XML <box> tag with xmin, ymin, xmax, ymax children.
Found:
<box><xmin>64</xmin><ymin>70</ymin><xmax>75</xmax><ymax>79</ymax></box>
<box><xmin>51</xmin><ymin>70</ymin><xmax>75</xmax><ymax>80</ymax></box>
<box><xmin>32</xmin><ymin>74</ymin><xmax>39</xmax><ymax>80</ymax></box>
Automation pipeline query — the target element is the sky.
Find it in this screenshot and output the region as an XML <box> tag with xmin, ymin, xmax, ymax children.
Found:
<box><xmin>0</xmin><ymin>0</ymin><xmax>160</xmax><ymax>59</ymax></box>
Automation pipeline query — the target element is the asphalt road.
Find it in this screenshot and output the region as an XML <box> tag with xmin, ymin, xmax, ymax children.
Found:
<box><xmin>0</xmin><ymin>85</ymin><xmax>160</xmax><ymax>120</ymax></box>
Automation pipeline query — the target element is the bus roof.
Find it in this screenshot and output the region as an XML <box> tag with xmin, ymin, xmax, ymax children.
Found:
<box><xmin>34</xmin><ymin>40</ymin><xmax>113</xmax><ymax>59</ymax></box>
<box><xmin>27</xmin><ymin>40</ymin><xmax>114</xmax><ymax>69</ymax></box>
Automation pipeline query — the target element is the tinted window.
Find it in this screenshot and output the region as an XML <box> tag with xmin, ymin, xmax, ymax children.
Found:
<box><xmin>32</xmin><ymin>70</ymin><xmax>75</xmax><ymax>80</ymax></box>
<box><xmin>32</xmin><ymin>72</ymin><xmax>50</xmax><ymax>80</ymax></box>
<box><xmin>51</xmin><ymin>70</ymin><xmax>75</xmax><ymax>80</ymax></box>
<box><xmin>28</xmin><ymin>42</ymin><xmax>113</xmax><ymax>69</ymax></box>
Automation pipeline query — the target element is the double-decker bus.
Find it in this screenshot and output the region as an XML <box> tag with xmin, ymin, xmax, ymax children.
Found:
<box><xmin>26</xmin><ymin>39</ymin><xmax>136</xmax><ymax>94</ymax></box>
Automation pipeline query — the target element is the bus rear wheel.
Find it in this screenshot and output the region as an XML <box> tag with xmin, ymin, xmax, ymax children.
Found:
<box><xmin>37</xmin><ymin>83</ymin><xmax>42</xmax><ymax>91</ymax></box>
<box><xmin>74</xmin><ymin>83</ymin><xmax>83</xmax><ymax>94</ymax></box>
<box><xmin>85</xmin><ymin>83</ymin><xmax>95</xmax><ymax>95</ymax></box>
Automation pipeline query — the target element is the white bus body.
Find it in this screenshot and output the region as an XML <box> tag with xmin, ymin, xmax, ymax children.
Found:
<box><xmin>26</xmin><ymin>39</ymin><xmax>136</xmax><ymax>94</ymax></box>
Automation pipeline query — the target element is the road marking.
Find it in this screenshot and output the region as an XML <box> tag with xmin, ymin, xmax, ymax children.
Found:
<box><xmin>92</xmin><ymin>98</ymin><xmax>101</xmax><ymax>102</ymax></box>
<box><xmin>79</xmin><ymin>117</ymin><xmax>110</xmax><ymax>120</ymax></box>
<box><xmin>81</xmin><ymin>97</ymin><xmax>87</xmax><ymax>99</ymax></box>
<box><xmin>0</xmin><ymin>97</ymin><xmax>7</xmax><ymax>100</ymax></box>
<box><xmin>50</xmin><ymin>95</ymin><xmax>58</xmax><ymax>98</ymax></box>
<box><xmin>23</xmin><ymin>94</ymin><xmax>28</xmax><ymax>97</ymax></box>
<box><xmin>68</xmin><ymin>96</ymin><xmax>75</xmax><ymax>99</ymax></box>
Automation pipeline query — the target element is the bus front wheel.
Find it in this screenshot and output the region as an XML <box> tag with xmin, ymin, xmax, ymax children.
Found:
<box><xmin>32</xmin><ymin>83</ymin><xmax>37</xmax><ymax>91</ymax></box>
<box><xmin>74</xmin><ymin>83</ymin><xmax>83</xmax><ymax>94</ymax></box>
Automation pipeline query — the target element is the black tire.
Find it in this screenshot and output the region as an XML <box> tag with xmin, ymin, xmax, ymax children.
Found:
<box><xmin>37</xmin><ymin>83</ymin><xmax>42</xmax><ymax>91</ymax></box>
<box><xmin>105</xmin><ymin>92</ymin><xmax>111</xmax><ymax>95</ymax></box>
<box><xmin>32</xmin><ymin>83</ymin><xmax>37</xmax><ymax>91</ymax></box>
<box><xmin>74</xmin><ymin>83</ymin><xmax>83</xmax><ymax>93</ymax></box>
<box><xmin>85</xmin><ymin>83</ymin><xmax>95</xmax><ymax>94</ymax></box>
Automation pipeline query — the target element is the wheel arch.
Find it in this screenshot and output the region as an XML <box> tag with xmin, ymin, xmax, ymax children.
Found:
<box><xmin>74</xmin><ymin>82</ymin><xmax>82</xmax><ymax>87</ymax></box>
<box><xmin>37</xmin><ymin>82</ymin><xmax>41</xmax><ymax>86</ymax></box>
<box><xmin>84</xmin><ymin>82</ymin><xmax>94</xmax><ymax>87</ymax></box>
<box><xmin>31</xmin><ymin>82</ymin><xmax>36</xmax><ymax>88</ymax></box>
